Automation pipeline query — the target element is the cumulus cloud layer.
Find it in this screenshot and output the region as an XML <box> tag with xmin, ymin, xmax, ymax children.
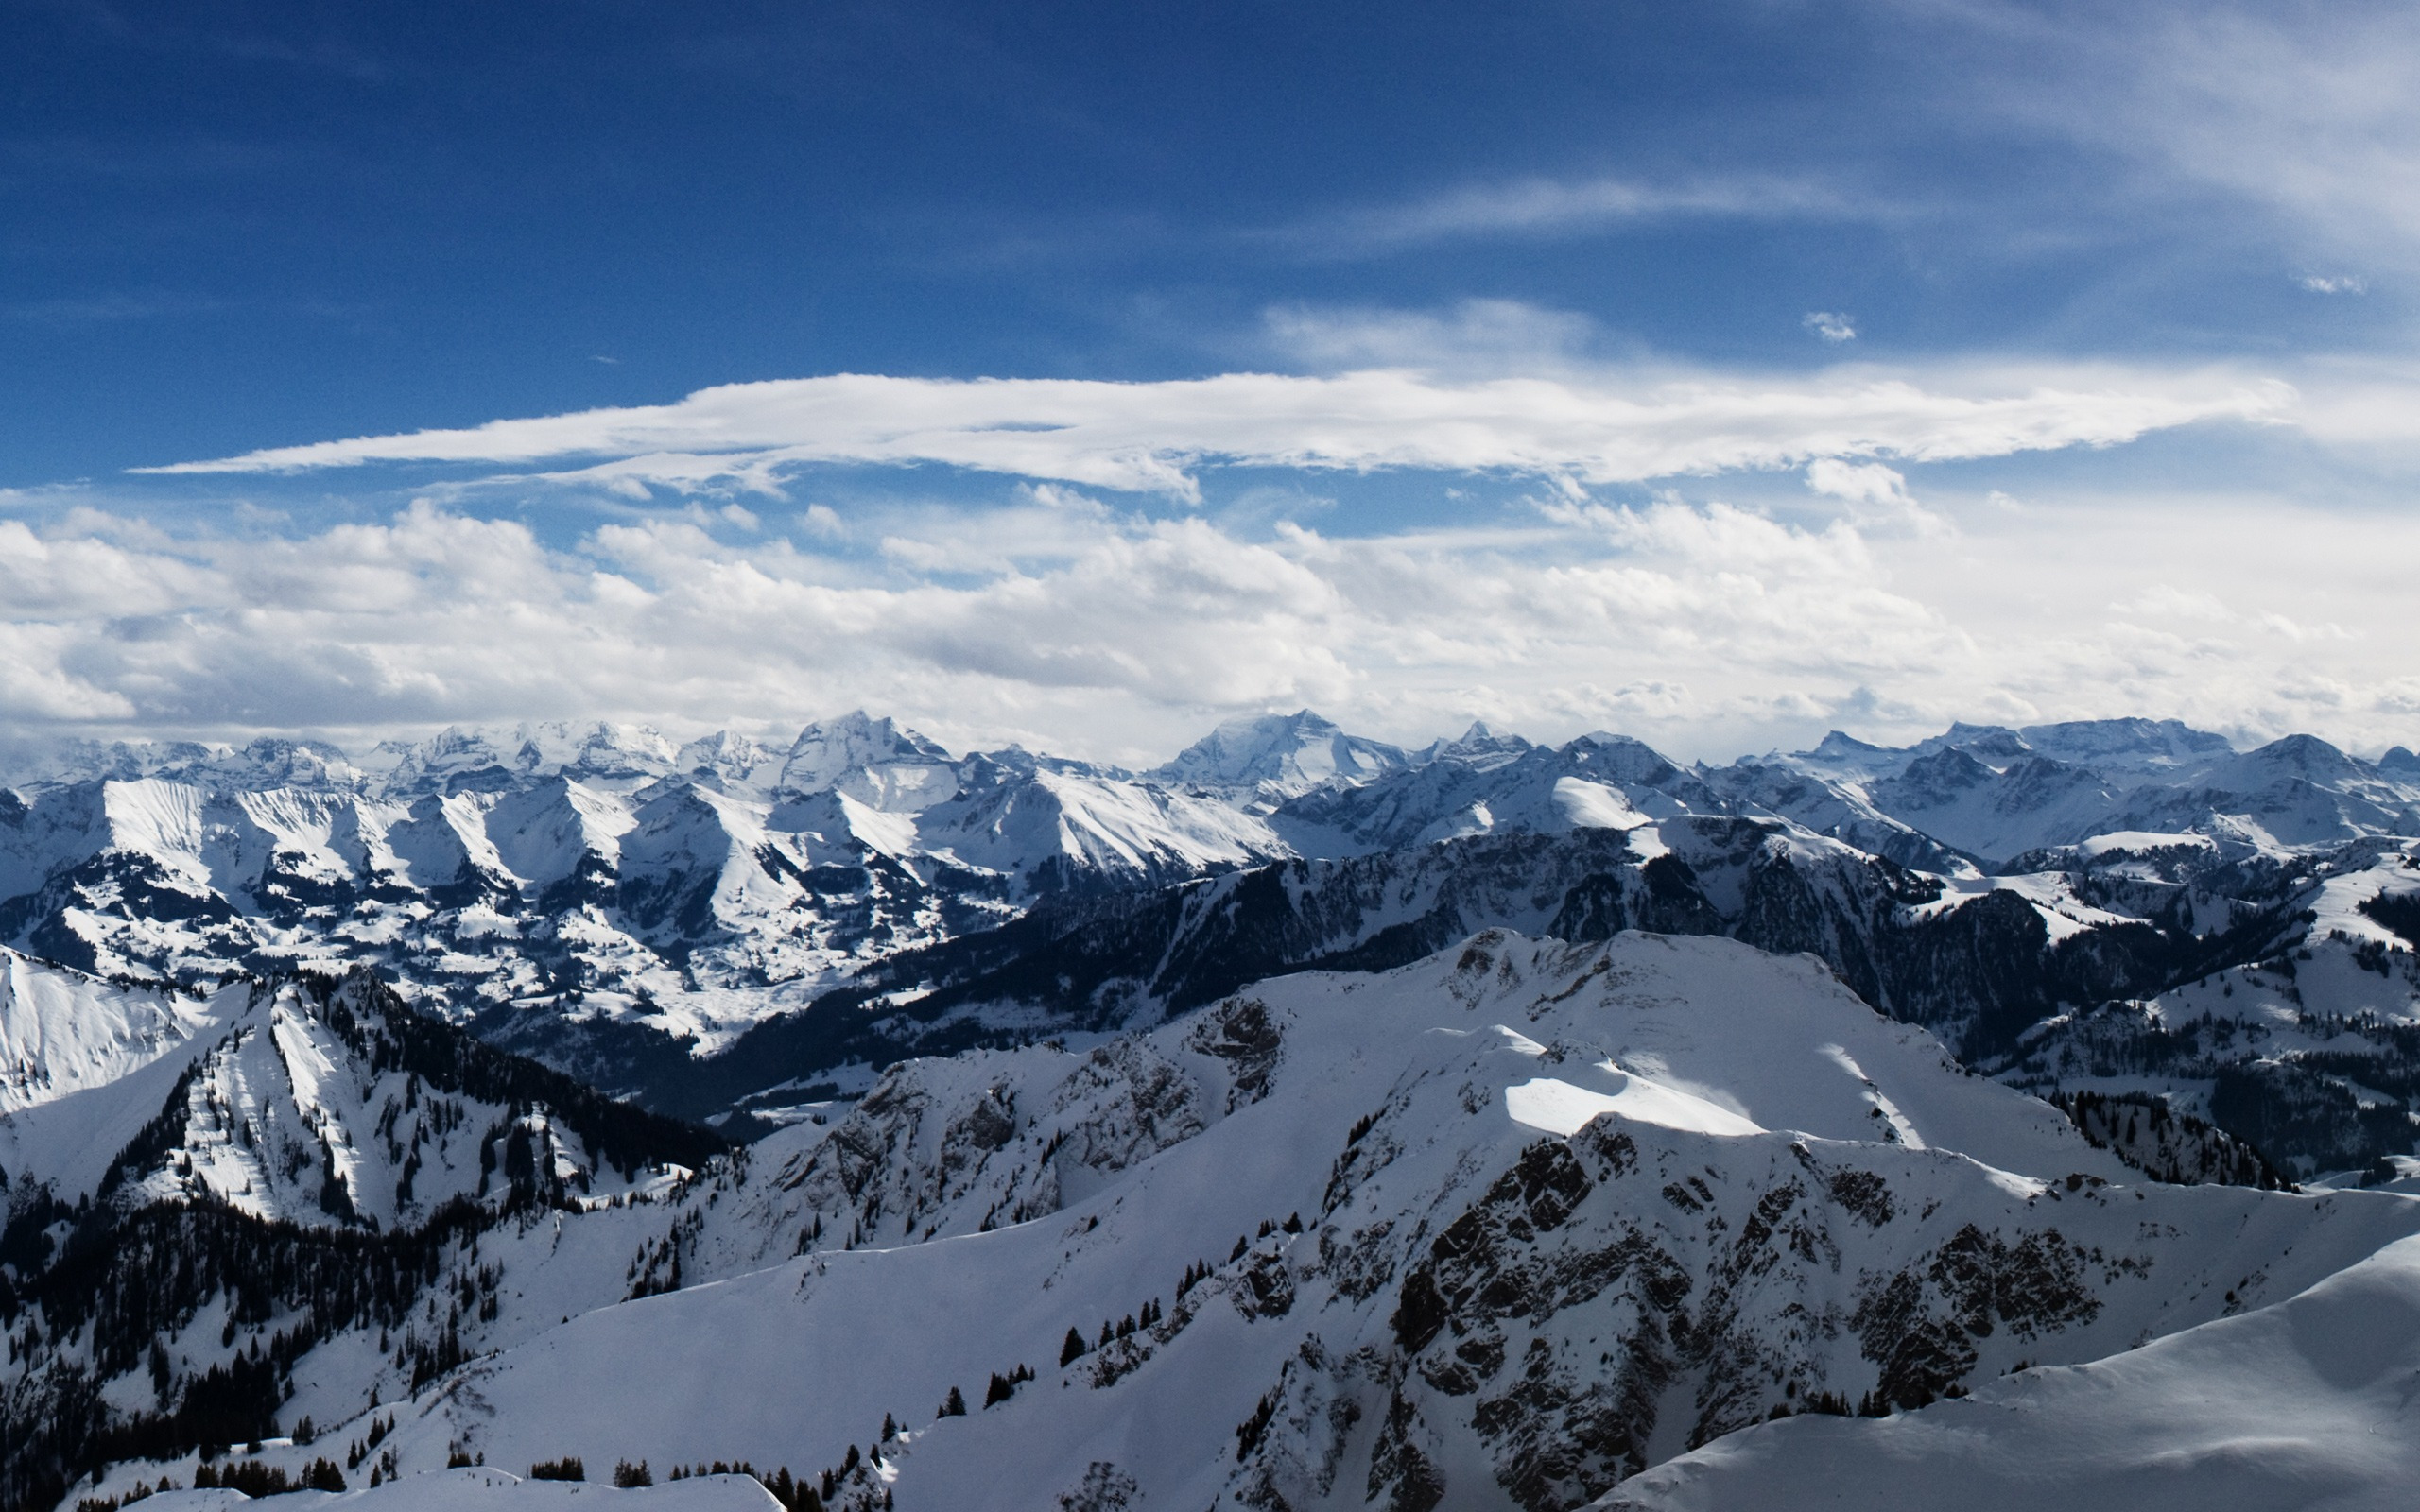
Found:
<box><xmin>50</xmin><ymin>340</ymin><xmax>2420</xmax><ymax>762</ymax></box>
<box><xmin>0</xmin><ymin>476</ymin><xmax>2413</xmax><ymax>765</ymax></box>
<box><xmin>145</xmin><ymin>362</ymin><xmax>2292</xmax><ymax>503</ymax></box>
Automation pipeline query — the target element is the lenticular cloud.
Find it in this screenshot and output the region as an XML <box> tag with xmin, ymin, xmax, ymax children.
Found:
<box><xmin>144</xmin><ymin>362</ymin><xmax>2291</xmax><ymax>499</ymax></box>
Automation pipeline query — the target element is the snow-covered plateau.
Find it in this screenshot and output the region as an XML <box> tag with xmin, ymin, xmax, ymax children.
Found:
<box><xmin>3</xmin><ymin>710</ymin><xmax>2420</xmax><ymax>1509</ymax></box>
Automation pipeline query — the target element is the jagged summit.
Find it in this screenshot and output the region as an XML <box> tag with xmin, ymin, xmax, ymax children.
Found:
<box><xmin>1413</xmin><ymin>719</ymin><xmax>1533</xmax><ymax>771</ymax></box>
<box><xmin>2017</xmin><ymin>714</ymin><xmax>2236</xmax><ymax>775</ymax></box>
<box><xmin>372</xmin><ymin>722</ymin><xmax>686</xmax><ymax>798</ymax></box>
<box><xmin>1151</xmin><ymin>708</ymin><xmax>1411</xmax><ymax>808</ymax></box>
<box><xmin>772</xmin><ymin>711</ymin><xmax>957</xmax><ymax>808</ymax></box>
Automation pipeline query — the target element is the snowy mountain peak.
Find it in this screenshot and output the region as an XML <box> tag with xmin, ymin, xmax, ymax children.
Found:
<box><xmin>2224</xmin><ymin>730</ymin><xmax>2366</xmax><ymax>784</ymax></box>
<box><xmin>1927</xmin><ymin>721</ymin><xmax>2032</xmax><ymax>766</ymax></box>
<box><xmin>1798</xmin><ymin>729</ymin><xmax>1895</xmax><ymax>775</ymax></box>
<box><xmin>2016</xmin><ymin>715</ymin><xmax>2234</xmax><ymax>775</ymax></box>
<box><xmin>1153</xmin><ymin>709</ymin><xmax>1409</xmax><ymax>807</ymax></box>
<box><xmin>666</xmin><ymin>730</ymin><xmax>785</xmax><ymax>792</ymax></box>
<box><xmin>1415</xmin><ymin>719</ymin><xmax>1533</xmax><ymax>772</ymax></box>
<box><xmin>372</xmin><ymin>722</ymin><xmax>683</xmax><ymax>798</ymax></box>
<box><xmin>774</xmin><ymin>711</ymin><xmax>958</xmax><ymax>811</ymax></box>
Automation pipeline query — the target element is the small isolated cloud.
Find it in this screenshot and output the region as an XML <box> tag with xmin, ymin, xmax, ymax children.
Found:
<box><xmin>2118</xmin><ymin>584</ymin><xmax>2233</xmax><ymax>622</ymax></box>
<box><xmin>2258</xmin><ymin>610</ymin><xmax>2354</xmax><ymax>642</ymax></box>
<box><xmin>1287</xmin><ymin>173</ymin><xmax>1866</xmax><ymax>255</ymax></box>
<box><xmin>1803</xmin><ymin>311</ymin><xmax>1858</xmax><ymax>343</ymax></box>
<box><xmin>1805</xmin><ymin>457</ymin><xmax>1945</xmax><ymax>536</ymax></box>
<box><xmin>1805</xmin><ymin>458</ymin><xmax>1908</xmax><ymax>507</ymax></box>
<box><xmin>1262</xmin><ymin>299</ymin><xmax>1597</xmax><ymax>374</ymax></box>
<box><xmin>2298</xmin><ymin>274</ymin><xmax>2367</xmax><ymax>294</ymax></box>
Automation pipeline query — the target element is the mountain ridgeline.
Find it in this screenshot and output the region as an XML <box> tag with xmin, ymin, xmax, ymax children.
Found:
<box><xmin>0</xmin><ymin>712</ymin><xmax>2416</xmax><ymax>1178</ymax></box>
<box><xmin>11</xmin><ymin>933</ymin><xmax>2420</xmax><ymax>1512</ymax></box>
<box><xmin>0</xmin><ymin>965</ymin><xmax>728</xmax><ymax>1512</ymax></box>
<box><xmin>1</xmin><ymin>708</ymin><xmax>2419</xmax><ymax>1509</ymax></box>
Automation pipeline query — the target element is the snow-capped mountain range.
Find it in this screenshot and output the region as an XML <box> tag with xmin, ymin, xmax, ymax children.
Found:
<box><xmin>2</xmin><ymin>710</ymin><xmax>2418</xmax><ymax>1168</ymax></box>
<box><xmin>2</xmin><ymin>694</ymin><xmax>2419</xmax><ymax>1506</ymax></box>
<box><xmin>0</xmin><ymin>711</ymin><xmax>2410</xmax><ymax>1013</ymax></box>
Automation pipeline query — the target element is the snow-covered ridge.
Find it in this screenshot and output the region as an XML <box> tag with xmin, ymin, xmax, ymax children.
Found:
<box><xmin>1601</xmin><ymin>1225</ymin><xmax>2420</xmax><ymax>1511</ymax></box>
<box><xmin>1</xmin><ymin>961</ymin><xmax>722</xmax><ymax>1246</ymax></box>
<box><xmin>37</xmin><ymin>930</ymin><xmax>2420</xmax><ymax>1512</ymax></box>
<box><xmin>2</xmin><ymin>710</ymin><xmax>2415</xmax><ymax>1512</ymax></box>
<box><xmin>0</xmin><ymin>710</ymin><xmax>2414</xmax><ymax>1155</ymax></box>
<box><xmin>1760</xmin><ymin>718</ymin><xmax>2420</xmax><ymax>865</ymax></box>
<box><xmin>0</xmin><ymin>714</ymin><xmax>1311</xmax><ymax>1056</ymax></box>
<box><xmin>0</xmin><ymin>948</ymin><xmax>216</xmax><ymax>1118</ymax></box>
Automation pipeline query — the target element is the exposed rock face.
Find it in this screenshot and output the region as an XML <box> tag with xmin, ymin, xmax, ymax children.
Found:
<box><xmin>702</xmin><ymin>816</ymin><xmax>2420</xmax><ymax>1177</ymax></box>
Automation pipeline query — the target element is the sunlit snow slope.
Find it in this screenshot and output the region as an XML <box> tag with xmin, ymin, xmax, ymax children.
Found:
<box><xmin>1600</xmin><ymin>1228</ymin><xmax>2420</xmax><ymax>1512</ymax></box>
<box><xmin>76</xmin><ymin>931</ymin><xmax>2413</xmax><ymax>1512</ymax></box>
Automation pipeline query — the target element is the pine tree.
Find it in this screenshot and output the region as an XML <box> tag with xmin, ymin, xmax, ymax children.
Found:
<box><xmin>1060</xmin><ymin>1328</ymin><xmax>1087</xmax><ymax>1366</ymax></box>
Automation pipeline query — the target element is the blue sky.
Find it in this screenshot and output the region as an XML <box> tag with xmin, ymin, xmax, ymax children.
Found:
<box><xmin>3</xmin><ymin>0</ymin><xmax>2418</xmax><ymax>761</ymax></box>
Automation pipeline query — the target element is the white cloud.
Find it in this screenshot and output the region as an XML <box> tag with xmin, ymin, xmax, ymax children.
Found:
<box><xmin>1806</xmin><ymin>457</ymin><xmax>1945</xmax><ymax>536</ymax></box>
<box><xmin>1261</xmin><ymin>299</ymin><xmax>1599</xmax><ymax>373</ymax></box>
<box><xmin>1290</xmin><ymin>172</ymin><xmax>1867</xmax><ymax>253</ymax></box>
<box><xmin>1803</xmin><ymin>311</ymin><xmax>1858</xmax><ymax>342</ymax></box>
<box><xmin>1910</xmin><ymin>1</ymin><xmax>2420</xmax><ymax>276</ymax></box>
<box><xmin>2116</xmin><ymin>584</ymin><xmax>2232</xmax><ymax>622</ymax></box>
<box><xmin>1805</xmin><ymin>458</ymin><xmax>1908</xmax><ymax>507</ymax></box>
<box><xmin>0</xmin><ymin>473</ymin><xmax>2404</xmax><ymax>767</ymax></box>
<box><xmin>142</xmin><ymin>361</ymin><xmax>2294</xmax><ymax>503</ymax></box>
<box><xmin>2126</xmin><ymin>8</ymin><xmax>2420</xmax><ymax>269</ymax></box>
<box><xmin>2299</xmin><ymin>275</ymin><xmax>2368</xmax><ymax>295</ymax></box>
